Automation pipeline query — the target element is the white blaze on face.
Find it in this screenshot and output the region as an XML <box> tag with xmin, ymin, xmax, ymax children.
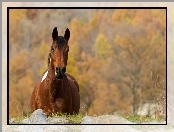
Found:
<box><xmin>55</xmin><ymin>70</ymin><xmax>57</xmax><ymax>76</ymax></box>
<box><xmin>41</xmin><ymin>70</ymin><xmax>48</xmax><ymax>82</ymax></box>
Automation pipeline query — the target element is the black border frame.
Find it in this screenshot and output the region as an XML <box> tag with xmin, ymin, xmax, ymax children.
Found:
<box><xmin>7</xmin><ymin>6</ymin><xmax>167</xmax><ymax>125</ymax></box>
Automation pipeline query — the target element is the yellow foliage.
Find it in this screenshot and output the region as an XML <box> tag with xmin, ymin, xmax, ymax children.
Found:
<box><xmin>90</xmin><ymin>12</ymin><xmax>98</xmax><ymax>29</ymax></box>
<box><xmin>10</xmin><ymin>9</ymin><xmax>26</xmax><ymax>23</ymax></box>
<box><xmin>10</xmin><ymin>49</ymin><xmax>35</xmax><ymax>118</ymax></box>
<box><xmin>115</xmin><ymin>35</ymin><xmax>128</xmax><ymax>49</ymax></box>
<box><xmin>9</xmin><ymin>9</ymin><xmax>166</xmax><ymax>118</ymax></box>
<box><xmin>88</xmin><ymin>82</ymin><xmax>123</xmax><ymax>115</ymax></box>
<box><xmin>69</xmin><ymin>19</ymin><xmax>83</xmax><ymax>43</ymax></box>
<box><xmin>112</xmin><ymin>9</ymin><xmax>136</xmax><ymax>25</ymax></box>
<box><xmin>93</xmin><ymin>33</ymin><xmax>113</xmax><ymax>59</ymax></box>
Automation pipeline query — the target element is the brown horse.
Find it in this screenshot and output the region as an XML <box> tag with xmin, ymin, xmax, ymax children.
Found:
<box><xmin>30</xmin><ymin>27</ymin><xmax>80</xmax><ymax>116</ymax></box>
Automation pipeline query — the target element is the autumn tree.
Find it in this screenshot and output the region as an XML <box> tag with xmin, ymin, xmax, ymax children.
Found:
<box><xmin>112</xmin><ymin>9</ymin><xmax>166</xmax><ymax>115</ymax></box>
<box><xmin>9</xmin><ymin>9</ymin><xmax>166</xmax><ymax>119</ymax></box>
<box><xmin>9</xmin><ymin>50</ymin><xmax>35</xmax><ymax>117</ymax></box>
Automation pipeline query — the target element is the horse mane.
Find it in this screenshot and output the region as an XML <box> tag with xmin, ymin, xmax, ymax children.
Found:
<box><xmin>48</xmin><ymin>53</ymin><xmax>51</xmax><ymax>67</ymax></box>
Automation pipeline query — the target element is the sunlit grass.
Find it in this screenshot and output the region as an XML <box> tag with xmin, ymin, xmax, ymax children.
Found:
<box><xmin>10</xmin><ymin>112</ymin><xmax>31</xmax><ymax>124</ymax></box>
<box><xmin>123</xmin><ymin>115</ymin><xmax>165</xmax><ymax>123</ymax></box>
<box><xmin>10</xmin><ymin>112</ymin><xmax>86</xmax><ymax>124</ymax></box>
<box><xmin>10</xmin><ymin>111</ymin><xmax>165</xmax><ymax>124</ymax></box>
<box><xmin>50</xmin><ymin>113</ymin><xmax>86</xmax><ymax>124</ymax></box>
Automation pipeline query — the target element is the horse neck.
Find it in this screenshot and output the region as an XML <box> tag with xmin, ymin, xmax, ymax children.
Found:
<box><xmin>47</xmin><ymin>66</ymin><xmax>59</xmax><ymax>84</ymax></box>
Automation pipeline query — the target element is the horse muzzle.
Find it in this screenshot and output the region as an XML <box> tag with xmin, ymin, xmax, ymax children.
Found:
<box><xmin>55</xmin><ymin>66</ymin><xmax>66</xmax><ymax>80</ymax></box>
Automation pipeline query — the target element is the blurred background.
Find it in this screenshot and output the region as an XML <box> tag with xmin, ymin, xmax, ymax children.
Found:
<box><xmin>9</xmin><ymin>8</ymin><xmax>166</xmax><ymax>120</ymax></box>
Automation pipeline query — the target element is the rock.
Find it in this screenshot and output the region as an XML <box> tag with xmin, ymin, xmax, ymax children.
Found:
<box><xmin>4</xmin><ymin>110</ymin><xmax>173</xmax><ymax>132</ymax></box>
<box><xmin>21</xmin><ymin>109</ymin><xmax>70</xmax><ymax>124</ymax></box>
<box><xmin>46</xmin><ymin>117</ymin><xmax>70</xmax><ymax>124</ymax></box>
<box><xmin>22</xmin><ymin>109</ymin><xmax>47</xmax><ymax>124</ymax></box>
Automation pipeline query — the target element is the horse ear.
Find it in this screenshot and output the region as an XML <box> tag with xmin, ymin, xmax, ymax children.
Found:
<box><xmin>64</xmin><ymin>28</ymin><xmax>70</xmax><ymax>42</ymax></box>
<box><xmin>52</xmin><ymin>27</ymin><xmax>58</xmax><ymax>40</ymax></box>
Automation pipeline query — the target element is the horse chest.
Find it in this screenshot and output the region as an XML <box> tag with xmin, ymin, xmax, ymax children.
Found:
<box><xmin>47</xmin><ymin>80</ymin><xmax>70</xmax><ymax>102</ymax></box>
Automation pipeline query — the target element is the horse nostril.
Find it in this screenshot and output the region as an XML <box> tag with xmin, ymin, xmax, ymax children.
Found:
<box><xmin>55</xmin><ymin>67</ymin><xmax>66</xmax><ymax>75</ymax></box>
<box><xmin>56</xmin><ymin>67</ymin><xmax>60</xmax><ymax>73</ymax></box>
<box><xmin>61</xmin><ymin>67</ymin><xmax>66</xmax><ymax>74</ymax></box>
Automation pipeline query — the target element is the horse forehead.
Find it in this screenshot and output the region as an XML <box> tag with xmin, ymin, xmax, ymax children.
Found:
<box><xmin>54</xmin><ymin>36</ymin><xmax>67</xmax><ymax>49</ymax></box>
<box><xmin>57</xmin><ymin>36</ymin><xmax>66</xmax><ymax>43</ymax></box>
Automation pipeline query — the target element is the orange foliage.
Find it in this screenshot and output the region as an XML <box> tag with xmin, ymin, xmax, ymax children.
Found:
<box><xmin>9</xmin><ymin>9</ymin><xmax>166</xmax><ymax>118</ymax></box>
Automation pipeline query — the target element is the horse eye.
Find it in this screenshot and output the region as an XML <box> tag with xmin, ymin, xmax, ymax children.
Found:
<box><xmin>51</xmin><ymin>47</ymin><xmax>54</xmax><ymax>51</ymax></box>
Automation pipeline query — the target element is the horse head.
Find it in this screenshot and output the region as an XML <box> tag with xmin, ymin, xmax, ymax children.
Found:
<box><xmin>49</xmin><ymin>27</ymin><xmax>70</xmax><ymax>80</ymax></box>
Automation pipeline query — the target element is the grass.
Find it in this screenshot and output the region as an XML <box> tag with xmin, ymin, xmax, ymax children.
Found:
<box><xmin>10</xmin><ymin>113</ymin><xmax>165</xmax><ymax>124</ymax></box>
<box><xmin>10</xmin><ymin>112</ymin><xmax>31</xmax><ymax>124</ymax></box>
<box><xmin>10</xmin><ymin>109</ymin><xmax>165</xmax><ymax>124</ymax></box>
<box><xmin>50</xmin><ymin>113</ymin><xmax>86</xmax><ymax>124</ymax></box>
<box><xmin>123</xmin><ymin>115</ymin><xmax>165</xmax><ymax>123</ymax></box>
<box><xmin>10</xmin><ymin>112</ymin><xmax>86</xmax><ymax>124</ymax></box>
